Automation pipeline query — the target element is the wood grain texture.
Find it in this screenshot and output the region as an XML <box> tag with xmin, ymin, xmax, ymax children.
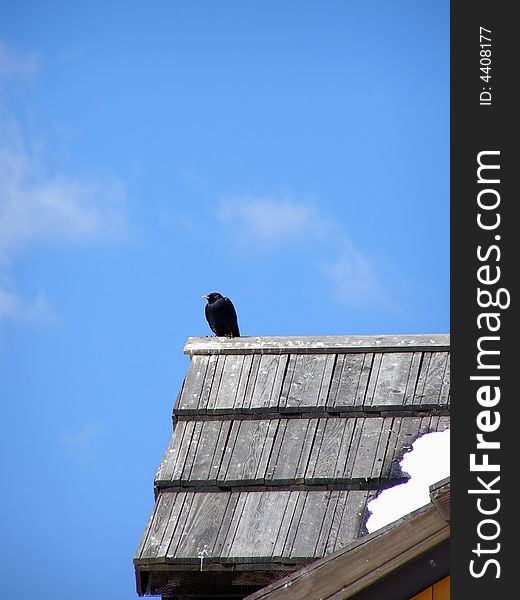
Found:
<box><xmin>245</xmin><ymin>495</ymin><xmax>450</xmax><ymax>599</ymax></box>
<box><xmin>248</xmin><ymin>355</ymin><xmax>287</xmax><ymax>411</ymax></box>
<box><xmin>267</xmin><ymin>419</ymin><xmax>314</xmax><ymax>483</ymax></box>
<box><xmin>211</xmin><ymin>355</ymin><xmax>245</xmax><ymax>413</ymax></box>
<box><xmin>137</xmin><ymin>333</ymin><xmax>450</xmax><ymax>592</ymax></box>
<box><xmin>228</xmin><ymin>492</ymin><xmax>291</xmax><ymax>558</ymax></box>
<box><xmin>367</xmin><ymin>352</ymin><xmax>420</xmax><ymax>409</ymax></box>
<box><xmin>284</xmin><ymin>354</ymin><xmax>329</xmax><ymax>411</ymax></box>
<box><xmin>174</xmin><ymin>492</ymin><xmax>231</xmax><ymax>559</ymax></box>
<box><xmin>175</xmin><ymin>355</ymin><xmax>209</xmax><ymax>413</ymax></box>
<box><xmin>155</xmin><ymin>421</ymin><xmax>187</xmax><ymax>484</ymax></box>
<box><xmin>221</xmin><ymin>420</ymin><xmax>277</xmax><ymax>485</ymax></box>
<box><xmin>184</xmin><ymin>335</ymin><xmax>450</xmax><ymax>356</ymax></box>
<box><xmin>139</xmin><ymin>491</ymin><xmax>177</xmax><ymax>559</ymax></box>
<box><xmin>414</xmin><ymin>352</ymin><xmax>451</xmax><ymax>408</ymax></box>
<box><xmin>154</xmin><ymin>413</ymin><xmax>450</xmax><ymax>489</ymax></box>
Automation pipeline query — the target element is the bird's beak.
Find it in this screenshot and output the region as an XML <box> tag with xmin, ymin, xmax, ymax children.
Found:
<box><xmin>201</xmin><ymin>295</ymin><xmax>209</xmax><ymax>299</ymax></box>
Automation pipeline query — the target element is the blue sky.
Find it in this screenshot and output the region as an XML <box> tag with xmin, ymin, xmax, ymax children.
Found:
<box><xmin>0</xmin><ymin>2</ymin><xmax>448</xmax><ymax>598</ymax></box>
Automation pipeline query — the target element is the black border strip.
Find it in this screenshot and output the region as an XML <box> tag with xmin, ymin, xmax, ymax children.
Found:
<box><xmin>451</xmin><ymin>1</ymin><xmax>516</xmax><ymax>596</ymax></box>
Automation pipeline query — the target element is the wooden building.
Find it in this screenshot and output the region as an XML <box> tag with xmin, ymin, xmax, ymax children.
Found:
<box><xmin>134</xmin><ymin>335</ymin><xmax>450</xmax><ymax>599</ymax></box>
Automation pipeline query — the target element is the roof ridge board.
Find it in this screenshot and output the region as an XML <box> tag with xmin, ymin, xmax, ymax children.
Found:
<box><xmin>184</xmin><ymin>335</ymin><xmax>450</xmax><ymax>356</ymax></box>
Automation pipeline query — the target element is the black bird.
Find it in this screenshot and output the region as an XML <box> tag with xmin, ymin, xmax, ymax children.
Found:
<box><xmin>202</xmin><ymin>292</ymin><xmax>240</xmax><ymax>337</ymax></box>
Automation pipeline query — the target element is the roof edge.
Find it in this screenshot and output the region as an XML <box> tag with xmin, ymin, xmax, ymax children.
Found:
<box><xmin>245</xmin><ymin>478</ymin><xmax>451</xmax><ymax>600</ymax></box>
<box><xmin>184</xmin><ymin>334</ymin><xmax>450</xmax><ymax>355</ymax></box>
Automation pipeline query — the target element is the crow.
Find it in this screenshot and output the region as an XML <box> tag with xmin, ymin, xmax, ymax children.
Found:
<box><xmin>202</xmin><ymin>292</ymin><xmax>240</xmax><ymax>337</ymax></box>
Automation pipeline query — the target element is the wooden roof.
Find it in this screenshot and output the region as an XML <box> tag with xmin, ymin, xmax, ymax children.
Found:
<box><xmin>245</xmin><ymin>478</ymin><xmax>450</xmax><ymax>600</ymax></box>
<box><xmin>134</xmin><ymin>335</ymin><xmax>450</xmax><ymax>599</ymax></box>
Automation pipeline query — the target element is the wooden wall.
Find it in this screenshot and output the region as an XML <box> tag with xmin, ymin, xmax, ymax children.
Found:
<box><xmin>410</xmin><ymin>575</ymin><xmax>450</xmax><ymax>600</ymax></box>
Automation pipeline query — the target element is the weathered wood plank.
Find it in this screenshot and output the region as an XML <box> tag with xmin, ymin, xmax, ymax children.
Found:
<box><xmin>282</xmin><ymin>492</ymin><xmax>309</xmax><ymax>557</ymax></box>
<box><xmin>289</xmin><ymin>492</ymin><xmax>329</xmax><ymax>558</ymax></box>
<box><xmin>317</xmin><ymin>354</ymin><xmax>336</xmax><ymax>407</ymax></box>
<box><xmin>217</xmin><ymin>421</ymin><xmax>241</xmax><ymax>483</ymax></box>
<box><xmin>175</xmin><ymin>355</ymin><xmax>209</xmax><ymax>413</ymax></box>
<box><xmin>437</xmin><ymin>415</ymin><xmax>451</xmax><ymax>431</ymax></box>
<box><xmin>242</xmin><ymin>354</ymin><xmax>262</xmax><ymax>409</ymax></box>
<box><xmin>164</xmin><ymin>492</ymin><xmax>196</xmax><ymax>558</ymax></box>
<box><xmin>414</xmin><ymin>352</ymin><xmax>450</xmax><ymax>407</ymax></box>
<box><xmin>355</xmin><ymin>353</ymin><xmax>374</xmax><ymax>408</ymax></box>
<box><xmin>229</xmin><ymin>492</ymin><xmax>290</xmax><ymax>557</ymax></box>
<box><xmin>331</xmin><ymin>354</ymin><xmax>369</xmax><ymax>410</ymax></box>
<box><xmin>184</xmin><ymin>334</ymin><xmax>450</xmax><ymax>356</ymax></box>
<box><xmin>350</xmin><ymin>417</ymin><xmax>385</xmax><ymax>481</ymax></box>
<box><xmin>368</xmin><ymin>352</ymin><xmax>420</xmax><ymax>409</ymax></box>
<box><xmin>333</xmin><ymin>419</ymin><xmax>356</xmax><ymax>479</ymax></box>
<box><xmin>363</xmin><ymin>353</ymin><xmax>382</xmax><ymax>409</ymax></box>
<box><xmin>212</xmin><ymin>492</ymin><xmax>241</xmax><ymax>555</ymax></box>
<box><xmin>307</xmin><ymin>418</ymin><xmax>347</xmax><ymax>483</ymax></box>
<box><xmin>180</xmin><ymin>421</ymin><xmax>203</xmax><ymax>484</ymax></box>
<box><xmin>249</xmin><ymin>355</ymin><xmax>286</xmax><ymax>411</ymax></box>
<box><xmin>206</xmin><ymin>355</ymin><xmax>227</xmax><ymax>412</ymax></box>
<box><xmin>207</xmin><ymin>420</ymin><xmax>232</xmax><ymax>485</ymax></box>
<box><xmin>188</xmin><ymin>420</ymin><xmax>225</xmax><ymax>483</ymax></box>
<box><xmin>295</xmin><ymin>419</ymin><xmax>320</xmax><ymax>481</ymax></box>
<box><xmin>324</xmin><ymin>490</ymin><xmax>349</xmax><ymax>556</ymax></box>
<box><xmin>389</xmin><ymin>417</ymin><xmax>424</xmax><ymax>479</ymax></box>
<box><xmin>333</xmin><ymin>491</ymin><xmax>369</xmax><ymax>552</ymax></box>
<box><xmin>232</xmin><ymin>354</ymin><xmax>254</xmax><ymax>411</ymax></box>
<box><xmin>278</xmin><ymin>354</ymin><xmax>298</xmax><ymax>408</ymax></box>
<box><xmin>269</xmin><ymin>354</ymin><xmax>289</xmax><ymax>410</ymax></box>
<box><xmin>158</xmin><ymin>492</ymin><xmax>190</xmax><ymax>558</ymax></box>
<box><xmin>170</xmin><ymin>421</ymin><xmax>196</xmax><ymax>482</ymax></box>
<box><xmin>285</xmin><ymin>354</ymin><xmax>328</xmax><ymax>411</ymax></box>
<box><xmin>220</xmin><ymin>420</ymin><xmax>272</xmax><ymax>485</ymax></box>
<box><xmin>342</xmin><ymin>419</ymin><xmax>365</xmax><ymax>479</ymax></box>
<box><xmin>303</xmin><ymin>418</ymin><xmax>327</xmax><ymax>481</ymax></box>
<box><xmin>404</xmin><ymin>352</ymin><xmax>423</xmax><ymax>405</ymax></box>
<box><xmin>327</xmin><ymin>354</ymin><xmax>346</xmax><ymax>407</ymax></box>
<box><xmin>267</xmin><ymin>419</ymin><xmax>309</xmax><ymax>484</ymax></box>
<box><xmin>371</xmin><ymin>417</ymin><xmax>394</xmax><ymax>480</ymax></box>
<box><xmin>140</xmin><ymin>492</ymin><xmax>177</xmax><ymax>559</ymax></box>
<box><xmin>211</xmin><ymin>355</ymin><xmax>245</xmax><ymax>413</ymax></box>
<box><xmin>135</xmin><ymin>494</ymin><xmax>163</xmax><ymax>559</ymax></box>
<box><xmin>255</xmin><ymin>419</ymin><xmax>280</xmax><ymax>483</ymax></box>
<box><xmin>220</xmin><ymin>492</ymin><xmax>249</xmax><ymax>558</ymax></box>
<box><xmin>439</xmin><ymin>356</ymin><xmax>450</xmax><ymax>408</ymax></box>
<box><xmin>313</xmin><ymin>491</ymin><xmax>341</xmax><ymax>557</ymax></box>
<box><xmin>155</xmin><ymin>421</ymin><xmax>187</xmax><ymax>484</ymax></box>
<box><xmin>272</xmin><ymin>491</ymin><xmax>300</xmax><ymax>558</ymax></box>
<box><xmin>174</xmin><ymin>493</ymin><xmax>231</xmax><ymax>559</ymax></box>
<box><xmin>264</xmin><ymin>418</ymin><xmax>288</xmax><ymax>481</ymax></box>
<box><xmin>196</xmin><ymin>353</ymin><xmax>219</xmax><ymax>413</ymax></box>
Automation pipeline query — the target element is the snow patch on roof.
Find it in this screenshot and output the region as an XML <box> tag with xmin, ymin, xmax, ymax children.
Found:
<box><xmin>366</xmin><ymin>428</ymin><xmax>450</xmax><ymax>533</ymax></box>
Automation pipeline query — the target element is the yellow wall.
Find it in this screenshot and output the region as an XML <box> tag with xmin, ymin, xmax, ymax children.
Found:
<box><xmin>409</xmin><ymin>575</ymin><xmax>450</xmax><ymax>600</ymax></box>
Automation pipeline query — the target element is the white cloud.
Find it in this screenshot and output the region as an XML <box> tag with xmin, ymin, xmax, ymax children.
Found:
<box><xmin>0</xmin><ymin>285</ymin><xmax>57</xmax><ymax>323</ymax></box>
<box><xmin>0</xmin><ymin>39</ymin><xmax>126</xmax><ymax>324</ymax></box>
<box><xmin>218</xmin><ymin>196</ymin><xmax>326</xmax><ymax>246</ymax></box>
<box><xmin>319</xmin><ymin>246</ymin><xmax>392</xmax><ymax>308</ymax></box>
<box><xmin>61</xmin><ymin>422</ymin><xmax>103</xmax><ymax>460</ymax></box>
<box><xmin>366</xmin><ymin>428</ymin><xmax>450</xmax><ymax>533</ymax></box>
<box><xmin>0</xmin><ymin>137</ymin><xmax>125</xmax><ymax>263</ymax></box>
<box><xmin>217</xmin><ymin>194</ymin><xmax>389</xmax><ymax>307</ymax></box>
<box><xmin>0</xmin><ymin>39</ymin><xmax>38</xmax><ymax>79</ymax></box>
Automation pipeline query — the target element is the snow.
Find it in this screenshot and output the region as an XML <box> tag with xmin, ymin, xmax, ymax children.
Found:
<box><xmin>366</xmin><ymin>428</ymin><xmax>450</xmax><ymax>533</ymax></box>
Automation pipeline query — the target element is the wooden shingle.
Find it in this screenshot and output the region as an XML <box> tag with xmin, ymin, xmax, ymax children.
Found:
<box><xmin>135</xmin><ymin>335</ymin><xmax>450</xmax><ymax>598</ymax></box>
